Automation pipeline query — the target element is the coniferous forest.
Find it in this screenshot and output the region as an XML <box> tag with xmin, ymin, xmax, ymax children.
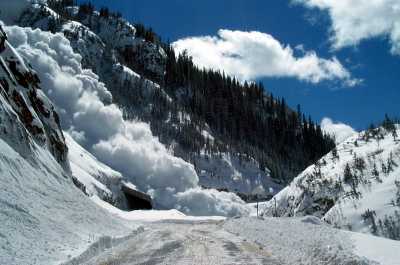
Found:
<box><xmin>161</xmin><ymin>46</ymin><xmax>335</xmax><ymax>181</ymax></box>
<box><xmin>47</xmin><ymin>1</ymin><xmax>336</xmax><ymax>182</ymax></box>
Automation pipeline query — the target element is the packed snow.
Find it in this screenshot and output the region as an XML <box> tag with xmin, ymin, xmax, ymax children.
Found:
<box><xmin>224</xmin><ymin>217</ymin><xmax>400</xmax><ymax>265</ymax></box>
<box><xmin>350</xmin><ymin>231</ymin><xmax>400</xmax><ymax>265</ymax></box>
<box><xmin>63</xmin><ymin>215</ymin><xmax>400</xmax><ymax>265</ymax></box>
<box><xmin>0</xmin><ymin>138</ymin><xmax>135</xmax><ymax>265</ymax></box>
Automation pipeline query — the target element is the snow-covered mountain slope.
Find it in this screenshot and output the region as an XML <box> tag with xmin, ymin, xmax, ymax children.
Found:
<box><xmin>263</xmin><ymin>125</ymin><xmax>400</xmax><ymax>240</ymax></box>
<box><xmin>1</xmin><ymin>8</ymin><xmax>250</xmax><ymax>216</ymax></box>
<box><xmin>0</xmin><ymin>137</ymin><xmax>134</xmax><ymax>265</ymax></box>
<box><xmin>65</xmin><ymin>132</ymin><xmax>130</xmax><ymax>208</ymax></box>
<box><xmin>15</xmin><ymin>1</ymin><xmax>283</xmax><ymax>200</ymax></box>
<box><xmin>0</xmin><ymin>25</ymin><xmax>134</xmax><ymax>265</ymax></box>
<box><xmin>18</xmin><ymin>2</ymin><xmax>166</xmax><ymax>85</ymax></box>
<box><xmin>196</xmin><ymin>152</ymin><xmax>281</xmax><ymax>199</ymax></box>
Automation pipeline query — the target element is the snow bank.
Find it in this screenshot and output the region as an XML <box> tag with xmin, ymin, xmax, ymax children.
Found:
<box><xmin>3</xmin><ymin>24</ymin><xmax>249</xmax><ymax>217</ymax></box>
<box><xmin>0</xmin><ymin>137</ymin><xmax>134</xmax><ymax>265</ymax></box>
<box><xmin>351</xmin><ymin>232</ymin><xmax>400</xmax><ymax>265</ymax></box>
<box><xmin>224</xmin><ymin>217</ymin><xmax>399</xmax><ymax>265</ymax></box>
<box><xmin>91</xmin><ymin>196</ymin><xmax>225</xmax><ymax>222</ymax></box>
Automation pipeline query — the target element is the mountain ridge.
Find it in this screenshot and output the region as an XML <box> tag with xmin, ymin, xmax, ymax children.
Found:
<box><xmin>263</xmin><ymin>122</ymin><xmax>400</xmax><ymax>240</ymax></box>
<box><xmin>16</xmin><ymin>0</ymin><xmax>335</xmax><ymax>200</ymax></box>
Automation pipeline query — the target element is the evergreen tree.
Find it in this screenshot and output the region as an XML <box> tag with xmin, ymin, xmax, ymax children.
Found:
<box><xmin>343</xmin><ymin>163</ymin><xmax>353</xmax><ymax>184</ymax></box>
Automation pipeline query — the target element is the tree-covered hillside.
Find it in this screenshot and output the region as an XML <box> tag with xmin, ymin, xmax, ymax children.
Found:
<box><xmin>39</xmin><ymin>1</ymin><xmax>335</xmax><ymax>184</ymax></box>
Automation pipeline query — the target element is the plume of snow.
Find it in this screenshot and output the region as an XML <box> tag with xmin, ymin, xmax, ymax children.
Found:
<box><xmin>321</xmin><ymin>117</ymin><xmax>357</xmax><ymax>144</ymax></box>
<box><xmin>3</xmin><ymin>24</ymin><xmax>249</xmax><ymax>217</ymax></box>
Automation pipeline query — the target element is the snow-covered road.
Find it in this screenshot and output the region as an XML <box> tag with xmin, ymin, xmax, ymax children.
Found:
<box><xmin>63</xmin><ymin>216</ymin><xmax>397</xmax><ymax>265</ymax></box>
<box><xmin>66</xmin><ymin>220</ymin><xmax>282</xmax><ymax>265</ymax></box>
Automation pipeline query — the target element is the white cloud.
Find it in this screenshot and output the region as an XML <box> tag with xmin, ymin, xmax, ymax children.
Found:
<box><xmin>294</xmin><ymin>0</ymin><xmax>400</xmax><ymax>55</ymax></box>
<box><xmin>321</xmin><ymin>117</ymin><xmax>357</xmax><ymax>144</ymax></box>
<box><xmin>4</xmin><ymin>24</ymin><xmax>249</xmax><ymax>217</ymax></box>
<box><xmin>172</xmin><ymin>29</ymin><xmax>359</xmax><ymax>86</ymax></box>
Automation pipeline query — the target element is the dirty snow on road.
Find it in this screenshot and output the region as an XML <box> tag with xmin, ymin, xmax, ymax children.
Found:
<box><xmin>65</xmin><ymin>220</ymin><xmax>282</xmax><ymax>265</ymax></box>
<box><xmin>63</xmin><ymin>214</ymin><xmax>400</xmax><ymax>265</ymax></box>
<box><xmin>61</xmin><ymin>198</ymin><xmax>400</xmax><ymax>265</ymax></box>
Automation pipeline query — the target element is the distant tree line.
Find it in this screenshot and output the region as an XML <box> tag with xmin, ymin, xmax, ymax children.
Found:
<box><xmin>159</xmin><ymin>45</ymin><xmax>335</xmax><ymax>180</ymax></box>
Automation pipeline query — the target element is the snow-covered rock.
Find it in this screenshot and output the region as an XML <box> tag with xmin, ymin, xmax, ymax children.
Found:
<box><xmin>18</xmin><ymin>3</ymin><xmax>166</xmax><ymax>81</ymax></box>
<box><xmin>0</xmin><ymin>24</ymin><xmax>67</xmax><ymax>166</ymax></box>
<box><xmin>263</xmin><ymin>125</ymin><xmax>400</xmax><ymax>240</ymax></box>
<box><xmin>65</xmin><ymin>132</ymin><xmax>131</xmax><ymax>208</ymax></box>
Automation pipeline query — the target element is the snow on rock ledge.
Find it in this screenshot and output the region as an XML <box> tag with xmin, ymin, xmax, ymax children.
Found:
<box><xmin>0</xmin><ymin>24</ymin><xmax>68</xmax><ymax>167</ymax></box>
<box><xmin>65</xmin><ymin>132</ymin><xmax>132</xmax><ymax>208</ymax></box>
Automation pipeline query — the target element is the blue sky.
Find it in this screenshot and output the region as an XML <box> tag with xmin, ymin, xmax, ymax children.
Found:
<box><xmin>85</xmin><ymin>0</ymin><xmax>399</xmax><ymax>130</ymax></box>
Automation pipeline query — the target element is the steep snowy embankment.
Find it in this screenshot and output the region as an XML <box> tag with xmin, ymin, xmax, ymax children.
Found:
<box><xmin>65</xmin><ymin>132</ymin><xmax>130</xmax><ymax>208</ymax></box>
<box><xmin>0</xmin><ymin>138</ymin><xmax>134</xmax><ymax>265</ymax></box>
<box><xmin>0</xmin><ymin>24</ymin><xmax>134</xmax><ymax>265</ymax></box>
<box><xmin>263</xmin><ymin>125</ymin><xmax>400</xmax><ymax>239</ymax></box>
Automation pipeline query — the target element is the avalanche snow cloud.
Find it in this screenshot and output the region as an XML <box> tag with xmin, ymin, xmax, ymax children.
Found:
<box><xmin>3</xmin><ymin>24</ymin><xmax>248</xmax><ymax>217</ymax></box>
<box><xmin>293</xmin><ymin>0</ymin><xmax>400</xmax><ymax>55</ymax></box>
<box><xmin>321</xmin><ymin>117</ymin><xmax>357</xmax><ymax>144</ymax></box>
<box><xmin>173</xmin><ymin>29</ymin><xmax>359</xmax><ymax>86</ymax></box>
